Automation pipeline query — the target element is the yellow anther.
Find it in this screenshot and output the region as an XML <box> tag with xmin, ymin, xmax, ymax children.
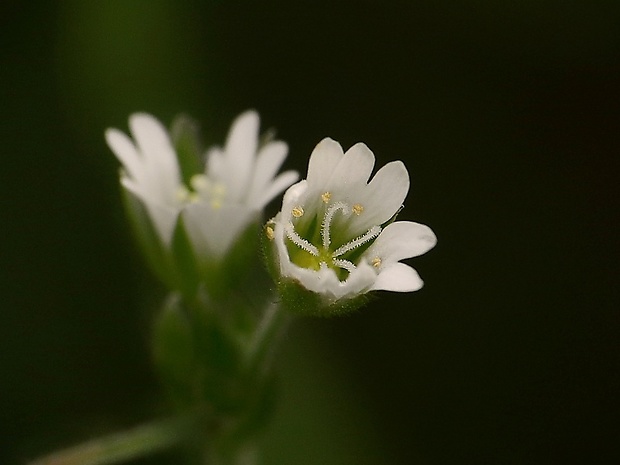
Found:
<box><xmin>176</xmin><ymin>185</ymin><xmax>191</xmax><ymax>202</ymax></box>
<box><xmin>372</xmin><ymin>257</ymin><xmax>382</xmax><ymax>268</ymax></box>
<box><xmin>321</xmin><ymin>192</ymin><xmax>332</xmax><ymax>203</ymax></box>
<box><xmin>265</xmin><ymin>225</ymin><xmax>275</xmax><ymax>240</ymax></box>
<box><xmin>292</xmin><ymin>206</ymin><xmax>304</xmax><ymax>218</ymax></box>
<box><xmin>190</xmin><ymin>174</ymin><xmax>210</xmax><ymax>192</ymax></box>
<box><xmin>352</xmin><ymin>203</ymin><xmax>364</xmax><ymax>215</ymax></box>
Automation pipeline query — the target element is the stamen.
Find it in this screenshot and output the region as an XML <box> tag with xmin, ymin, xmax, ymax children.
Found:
<box><xmin>265</xmin><ymin>225</ymin><xmax>274</xmax><ymax>240</ymax></box>
<box><xmin>176</xmin><ymin>185</ymin><xmax>191</xmax><ymax>202</ymax></box>
<box><xmin>321</xmin><ymin>192</ymin><xmax>332</xmax><ymax>203</ymax></box>
<box><xmin>292</xmin><ymin>206</ymin><xmax>304</xmax><ymax>218</ymax></box>
<box><xmin>190</xmin><ymin>175</ymin><xmax>226</xmax><ymax>209</ymax></box>
<box><xmin>321</xmin><ymin>201</ymin><xmax>349</xmax><ymax>249</ymax></box>
<box><xmin>332</xmin><ymin>258</ymin><xmax>356</xmax><ymax>273</ymax></box>
<box><xmin>371</xmin><ymin>257</ymin><xmax>382</xmax><ymax>268</ymax></box>
<box><xmin>190</xmin><ymin>174</ymin><xmax>210</xmax><ymax>192</ymax></box>
<box><xmin>285</xmin><ymin>222</ymin><xmax>319</xmax><ymax>256</ymax></box>
<box><xmin>352</xmin><ymin>203</ymin><xmax>364</xmax><ymax>215</ymax></box>
<box><xmin>332</xmin><ymin>225</ymin><xmax>382</xmax><ymax>257</ymax></box>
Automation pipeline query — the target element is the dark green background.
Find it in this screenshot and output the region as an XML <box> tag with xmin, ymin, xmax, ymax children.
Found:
<box><xmin>1</xmin><ymin>1</ymin><xmax>619</xmax><ymax>464</ymax></box>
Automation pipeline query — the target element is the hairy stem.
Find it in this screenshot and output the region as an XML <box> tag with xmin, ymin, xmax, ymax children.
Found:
<box><xmin>28</xmin><ymin>415</ymin><xmax>197</xmax><ymax>465</ymax></box>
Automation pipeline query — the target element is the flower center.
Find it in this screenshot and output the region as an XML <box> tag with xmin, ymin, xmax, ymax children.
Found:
<box><xmin>284</xmin><ymin>193</ymin><xmax>381</xmax><ymax>280</ymax></box>
<box><xmin>176</xmin><ymin>174</ymin><xmax>227</xmax><ymax>210</ymax></box>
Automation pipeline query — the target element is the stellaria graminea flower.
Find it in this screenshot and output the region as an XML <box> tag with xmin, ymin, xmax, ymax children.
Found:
<box><xmin>264</xmin><ymin>138</ymin><xmax>436</xmax><ymax>316</ymax></box>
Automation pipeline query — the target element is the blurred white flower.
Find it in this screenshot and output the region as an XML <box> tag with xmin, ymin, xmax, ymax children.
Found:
<box><xmin>106</xmin><ymin>110</ymin><xmax>298</xmax><ymax>261</ymax></box>
<box><xmin>267</xmin><ymin>138</ymin><xmax>436</xmax><ymax>305</ymax></box>
<box><xmin>182</xmin><ymin>110</ymin><xmax>299</xmax><ymax>260</ymax></box>
<box><xmin>105</xmin><ymin>113</ymin><xmax>185</xmax><ymax>245</ymax></box>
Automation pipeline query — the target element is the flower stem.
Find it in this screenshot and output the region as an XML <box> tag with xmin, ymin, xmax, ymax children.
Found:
<box><xmin>28</xmin><ymin>415</ymin><xmax>197</xmax><ymax>465</ymax></box>
<box><xmin>244</xmin><ymin>300</ymin><xmax>289</xmax><ymax>373</ymax></box>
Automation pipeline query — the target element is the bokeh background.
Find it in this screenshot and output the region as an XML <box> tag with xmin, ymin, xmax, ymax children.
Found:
<box><xmin>1</xmin><ymin>1</ymin><xmax>619</xmax><ymax>464</ymax></box>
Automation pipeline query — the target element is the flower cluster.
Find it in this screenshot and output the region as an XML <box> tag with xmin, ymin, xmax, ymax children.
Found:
<box><xmin>107</xmin><ymin>111</ymin><xmax>435</xmax><ymax>314</ymax></box>
<box><xmin>264</xmin><ymin>138</ymin><xmax>436</xmax><ymax>315</ymax></box>
<box><xmin>106</xmin><ymin>110</ymin><xmax>297</xmax><ymax>256</ymax></box>
<box><xmin>106</xmin><ymin>111</ymin><xmax>298</xmax><ymax>294</ymax></box>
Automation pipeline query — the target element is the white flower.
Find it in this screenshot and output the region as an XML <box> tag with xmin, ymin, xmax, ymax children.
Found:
<box><xmin>267</xmin><ymin>138</ymin><xmax>436</xmax><ymax>305</ymax></box>
<box><xmin>106</xmin><ymin>110</ymin><xmax>299</xmax><ymax>263</ymax></box>
<box><xmin>182</xmin><ymin>110</ymin><xmax>299</xmax><ymax>260</ymax></box>
<box><xmin>105</xmin><ymin>113</ymin><xmax>185</xmax><ymax>245</ymax></box>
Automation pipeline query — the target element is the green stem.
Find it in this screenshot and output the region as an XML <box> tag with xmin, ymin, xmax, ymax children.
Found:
<box><xmin>244</xmin><ymin>300</ymin><xmax>289</xmax><ymax>373</ymax></box>
<box><xmin>28</xmin><ymin>415</ymin><xmax>197</xmax><ymax>465</ymax></box>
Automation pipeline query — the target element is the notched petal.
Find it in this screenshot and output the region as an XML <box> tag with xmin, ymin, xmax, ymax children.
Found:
<box><xmin>367</xmin><ymin>221</ymin><xmax>437</xmax><ymax>263</ymax></box>
<box><xmin>306</xmin><ymin>138</ymin><xmax>344</xmax><ymax>189</ymax></box>
<box><xmin>370</xmin><ymin>263</ymin><xmax>423</xmax><ymax>292</ymax></box>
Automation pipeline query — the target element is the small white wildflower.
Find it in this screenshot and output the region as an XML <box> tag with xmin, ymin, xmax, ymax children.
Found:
<box><xmin>106</xmin><ymin>110</ymin><xmax>298</xmax><ymax>264</ymax></box>
<box><xmin>267</xmin><ymin>138</ymin><xmax>436</xmax><ymax>310</ymax></box>
<box><xmin>105</xmin><ymin>113</ymin><xmax>185</xmax><ymax>245</ymax></box>
<box><xmin>182</xmin><ymin>110</ymin><xmax>299</xmax><ymax>260</ymax></box>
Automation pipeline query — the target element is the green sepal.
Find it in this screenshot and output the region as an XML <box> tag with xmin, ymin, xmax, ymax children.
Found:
<box><xmin>170</xmin><ymin>114</ymin><xmax>203</xmax><ymax>186</ymax></box>
<box><xmin>152</xmin><ymin>294</ymin><xmax>196</xmax><ymax>409</ymax></box>
<box><xmin>277</xmin><ymin>277</ymin><xmax>372</xmax><ymax>317</ymax></box>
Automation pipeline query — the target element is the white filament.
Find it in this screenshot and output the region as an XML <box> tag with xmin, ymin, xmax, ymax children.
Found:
<box><xmin>285</xmin><ymin>222</ymin><xmax>319</xmax><ymax>256</ymax></box>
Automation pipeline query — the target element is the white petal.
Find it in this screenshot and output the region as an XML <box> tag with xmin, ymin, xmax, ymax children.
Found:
<box><xmin>129</xmin><ymin>113</ymin><xmax>181</xmax><ymax>202</ymax></box>
<box><xmin>183</xmin><ymin>203</ymin><xmax>257</xmax><ymax>260</ymax></box>
<box><xmin>206</xmin><ymin>147</ymin><xmax>225</xmax><ymax>177</ymax></box>
<box><xmin>337</xmin><ymin>261</ymin><xmax>379</xmax><ymax>298</ymax></box>
<box><xmin>254</xmin><ymin>170</ymin><xmax>299</xmax><ymax>209</ymax></box>
<box><xmin>366</xmin><ymin>221</ymin><xmax>436</xmax><ymax>263</ymax></box>
<box><xmin>105</xmin><ymin>128</ymin><xmax>142</xmax><ymax>181</ymax></box>
<box><xmin>122</xmin><ymin>179</ymin><xmax>180</xmax><ymax>245</ymax></box>
<box><xmin>222</xmin><ymin>110</ymin><xmax>259</xmax><ymax>201</ymax></box>
<box><xmin>306</xmin><ymin>138</ymin><xmax>344</xmax><ymax>191</ymax></box>
<box><xmin>352</xmin><ymin>160</ymin><xmax>409</xmax><ymax>231</ymax></box>
<box><xmin>283</xmin><ymin>259</ymin><xmax>376</xmax><ymax>301</ymax></box>
<box><xmin>370</xmin><ymin>263</ymin><xmax>423</xmax><ymax>292</ymax></box>
<box><xmin>287</xmin><ymin>264</ymin><xmax>341</xmax><ymax>297</ymax></box>
<box><xmin>280</xmin><ymin>180</ymin><xmax>308</xmax><ymax>214</ymax></box>
<box><xmin>328</xmin><ymin>142</ymin><xmax>375</xmax><ymax>191</ymax></box>
<box><xmin>245</xmin><ymin>140</ymin><xmax>289</xmax><ymax>205</ymax></box>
